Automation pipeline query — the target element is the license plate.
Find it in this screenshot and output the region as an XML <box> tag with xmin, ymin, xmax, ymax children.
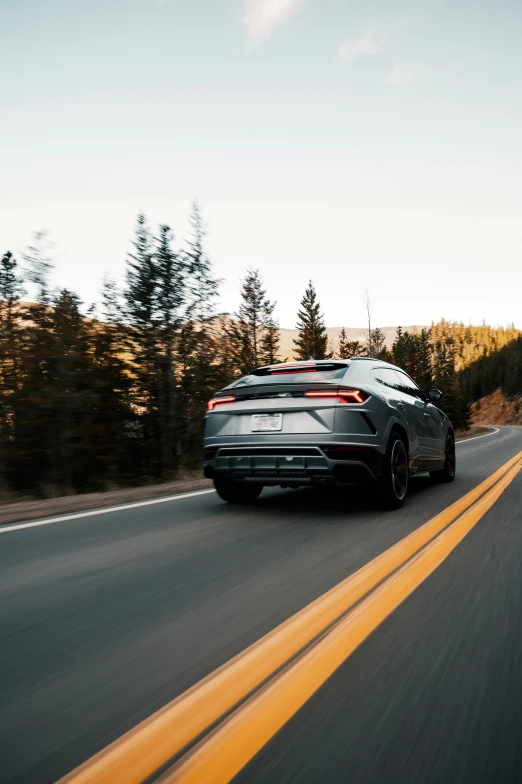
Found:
<box><xmin>251</xmin><ymin>413</ymin><xmax>283</xmax><ymax>432</ymax></box>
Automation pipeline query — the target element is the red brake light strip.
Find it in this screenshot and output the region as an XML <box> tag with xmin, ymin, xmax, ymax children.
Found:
<box><xmin>305</xmin><ymin>389</ymin><xmax>364</xmax><ymax>403</ymax></box>
<box><xmin>207</xmin><ymin>396</ymin><xmax>236</xmax><ymax>411</ymax></box>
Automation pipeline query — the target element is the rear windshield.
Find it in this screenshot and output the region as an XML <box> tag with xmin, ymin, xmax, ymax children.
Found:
<box><xmin>227</xmin><ymin>364</ymin><xmax>349</xmax><ymax>388</ymax></box>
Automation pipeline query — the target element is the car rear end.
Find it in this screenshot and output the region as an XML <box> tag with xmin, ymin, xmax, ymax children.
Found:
<box><xmin>204</xmin><ymin>361</ymin><xmax>387</xmax><ymax>496</ymax></box>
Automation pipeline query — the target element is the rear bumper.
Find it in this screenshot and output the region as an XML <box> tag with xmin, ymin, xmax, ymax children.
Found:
<box><xmin>203</xmin><ymin>444</ymin><xmax>384</xmax><ymax>485</ymax></box>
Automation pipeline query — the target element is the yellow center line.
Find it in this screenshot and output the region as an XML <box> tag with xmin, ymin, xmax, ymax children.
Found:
<box><xmin>57</xmin><ymin>452</ymin><xmax>522</xmax><ymax>784</ymax></box>
<box><xmin>163</xmin><ymin>458</ymin><xmax>522</xmax><ymax>784</ymax></box>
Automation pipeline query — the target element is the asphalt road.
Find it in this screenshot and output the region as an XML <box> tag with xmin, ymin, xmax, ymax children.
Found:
<box><xmin>1</xmin><ymin>426</ymin><xmax>522</xmax><ymax>784</ymax></box>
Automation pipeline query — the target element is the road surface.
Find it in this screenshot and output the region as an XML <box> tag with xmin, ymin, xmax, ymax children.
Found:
<box><xmin>1</xmin><ymin>426</ymin><xmax>522</xmax><ymax>783</ymax></box>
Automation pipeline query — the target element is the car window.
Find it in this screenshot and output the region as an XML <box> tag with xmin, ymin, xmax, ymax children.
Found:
<box><xmin>377</xmin><ymin>368</ymin><xmax>404</xmax><ymax>391</ymax></box>
<box><xmin>395</xmin><ymin>371</ymin><xmax>425</xmax><ymax>400</ymax></box>
<box><xmin>228</xmin><ymin>365</ymin><xmax>349</xmax><ymax>388</ymax></box>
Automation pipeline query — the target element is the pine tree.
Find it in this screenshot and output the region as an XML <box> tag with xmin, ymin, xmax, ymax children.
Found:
<box><xmin>237</xmin><ymin>269</ymin><xmax>266</xmax><ymax>367</ymax></box>
<box><xmin>259</xmin><ymin>311</ymin><xmax>281</xmax><ymax>366</ymax></box>
<box><xmin>22</xmin><ymin>231</ymin><xmax>53</xmax><ymax>304</ymax></box>
<box><xmin>347</xmin><ymin>340</ymin><xmax>362</xmax><ymax>357</ymax></box>
<box><xmin>337</xmin><ymin>327</ymin><xmax>349</xmax><ymax>359</ymax></box>
<box><xmin>125</xmin><ymin>214</ymin><xmax>157</xmax><ymax>328</ymax></box>
<box><xmin>392</xmin><ymin>326</ymin><xmax>407</xmax><ymax>366</ymax></box>
<box><xmin>0</xmin><ymin>252</ymin><xmax>24</xmax><ymax>490</ymax></box>
<box><xmin>336</xmin><ymin>327</ymin><xmax>361</xmax><ymax>359</ymax></box>
<box><xmin>0</xmin><ymin>251</ymin><xmax>24</xmax><ymax>312</ymax></box>
<box><xmin>156</xmin><ymin>225</ymin><xmax>184</xmax><ymax>330</ymax></box>
<box><xmin>392</xmin><ymin>328</ymin><xmax>415</xmax><ymax>376</ymax></box>
<box><xmin>211</xmin><ymin>316</ymin><xmax>244</xmax><ymax>387</ymax></box>
<box><xmin>185</xmin><ymin>201</ymin><xmax>219</xmax><ymax>327</ymax></box>
<box><xmin>416</xmin><ymin>328</ymin><xmax>433</xmax><ymax>390</ymax></box>
<box><xmin>155</xmin><ymin>224</ymin><xmax>185</xmax><ymax>474</ymax></box>
<box><xmin>392</xmin><ymin>326</ymin><xmax>434</xmax><ymax>392</ymax></box>
<box><xmin>368</xmin><ymin>326</ymin><xmax>388</xmax><ymax>360</ymax></box>
<box><xmin>233</xmin><ymin>269</ymin><xmax>280</xmax><ymax>370</ymax></box>
<box><xmin>0</xmin><ymin>251</ymin><xmax>24</xmax><ymax>388</ymax></box>
<box><xmin>123</xmin><ymin>213</ymin><xmax>161</xmax><ymax>476</ymax></box>
<box><xmin>433</xmin><ymin>341</ymin><xmax>471</xmax><ymax>430</ymax></box>
<box><xmin>293</xmin><ymin>281</ymin><xmax>331</xmax><ymax>360</ymax></box>
<box><xmin>220</xmin><ymin>318</ymin><xmax>251</xmax><ymax>377</ymax></box>
<box><xmin>180</xmin><ymin>202</ymin><xmax>221</xmax><ymax>465</ymax></box>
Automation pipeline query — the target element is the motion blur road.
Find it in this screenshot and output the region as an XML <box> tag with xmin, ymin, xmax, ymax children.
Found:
<box><xmin>1</xmin><ymin>427</ymin><xmax>522</xmax><ymax>784</ymax></box>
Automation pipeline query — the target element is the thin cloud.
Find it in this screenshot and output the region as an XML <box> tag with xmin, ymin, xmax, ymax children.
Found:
<box><xmin>337</xmin><ymin>33</ymin><xmax>391</xmax><ymax>63</ymax></box>
<box><xmin>388</xmin><ymin>61</ymin><xmax>422</xmax><ymax>84</ymax></box>
<box><xmin>388</xmin><ymin>58</ymin><xmax>465</xmax><ymax>84</ymax></box>
<box><xmin>337</xmin><ymin>21</ymin><xmax>409</xmax><ymax>64</ymax></box>
<box><xmin>242</xmin><ymin>0</ymin><xmax>310</xmax><ymax>49</ymax></box>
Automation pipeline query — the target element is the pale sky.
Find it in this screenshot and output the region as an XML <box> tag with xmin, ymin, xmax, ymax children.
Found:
<box><xmin>2</xmin><ymin>0</ymin><xmax>521</xmax><ymax>328</ymax></box>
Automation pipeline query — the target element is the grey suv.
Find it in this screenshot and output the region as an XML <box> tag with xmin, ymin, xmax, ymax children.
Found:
<box><xmin>203</xmin><ymin>358</ymin><xmax>455</xmax><ymax>508</ymax></box>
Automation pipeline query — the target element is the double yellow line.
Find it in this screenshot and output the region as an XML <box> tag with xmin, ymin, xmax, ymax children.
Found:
<box><xmin>59</xmin><ymin>451</ymin><xmax>522</xmax><ymax>784</ymax></box>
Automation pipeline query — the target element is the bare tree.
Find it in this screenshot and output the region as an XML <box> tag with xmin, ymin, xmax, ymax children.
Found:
<box><xmin>363</xmin><ymin>288</ymin><xmax>372</xmax><ymax>354</ymax></box>
<box><xmin>362</xmin><ymin>289</ymin><xmax>388</xmax><ymax>359</ymax></box>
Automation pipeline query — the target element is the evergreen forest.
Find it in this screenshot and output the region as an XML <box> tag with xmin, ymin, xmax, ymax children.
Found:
<box><xmin>1</xmin><ymin>206</ymin><xmax>520</xmax><ymax>497</ymax></box>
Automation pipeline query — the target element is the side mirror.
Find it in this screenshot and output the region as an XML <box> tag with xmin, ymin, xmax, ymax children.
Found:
<box><xmin>428</xmin><ymin>388</ymin><xmax>443</xmax><ymax>403</ymax></box>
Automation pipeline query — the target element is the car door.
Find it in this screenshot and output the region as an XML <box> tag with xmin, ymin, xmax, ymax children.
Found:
<box><xmin>392</xmin><ymin>370</ymin><xmax>434</xmax><ymax>469</ymax></box>
<box><xmin>394</xmin><ymin>371</ymin><xmax>443</xmax><ymax>469</ymax></box>
<box><xmin>423</xmin><ymin>402</ymin><xmax>447</xmax><ymax>467</ymax></box>
<box><xmin>377</xmin><ymin>368</ymin><xmax>425</xmax><ymax>470</ymax></box>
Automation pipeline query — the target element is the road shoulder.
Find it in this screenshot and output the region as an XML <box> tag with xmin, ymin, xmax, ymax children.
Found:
<box><xmin>0</xmin><ymin>475</ymin><xmax>212</xmax><ymax>527</ymax></box>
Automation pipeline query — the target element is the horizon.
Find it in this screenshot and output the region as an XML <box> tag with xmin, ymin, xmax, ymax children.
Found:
<box><xmin>11</xmin><ymin>293</ymin><xmax>519</xmax><ymax>333</ymax></box>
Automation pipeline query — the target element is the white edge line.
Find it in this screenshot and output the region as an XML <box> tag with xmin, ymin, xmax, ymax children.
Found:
<box><xmin>0</xmin><ymin>489</ymin><xmax>216</xmax><ymax>534</ymax></box>
<box><xmin>456</xmin><ymin>427</ymin><xmax>500</xmax><ymax>445</ymax></box>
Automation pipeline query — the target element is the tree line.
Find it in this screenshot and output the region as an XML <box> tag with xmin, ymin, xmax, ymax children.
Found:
<box><xmin>288</xmin><ymin>286</ymin><xmax>521</xmax><ymax>432</ymax></box>
<box><xmin>0</xmin><ymin>206</ymin><xmax>520</xmax><ymax>497</ymax></box>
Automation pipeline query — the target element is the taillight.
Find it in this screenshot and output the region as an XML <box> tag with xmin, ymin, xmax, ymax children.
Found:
<box><xmin>207</xmin><ymin>396</ymin><xmax>236</xmax><ymax>411</ymax></box>
<box><xmin>305</xmin><ymin>389</ymin><xmax>366</xmax><ymax>404</ymax></box>
<box><xmin>339</xmin><ymin>389</ymin><xmax>366</xmax><ymax>403</ymax></box>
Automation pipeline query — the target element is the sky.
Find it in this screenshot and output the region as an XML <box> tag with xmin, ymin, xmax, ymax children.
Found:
<box><xmin>2</xmin><ymin>0</ymin><xmax>521</xmax><ymax>328</ymax></box>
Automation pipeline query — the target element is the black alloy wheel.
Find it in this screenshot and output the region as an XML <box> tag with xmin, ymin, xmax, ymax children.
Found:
<box><xmin>431</xmin><ymin>433</ymin><xmax>456</xmax><ymax>483</ymax></box>
<box><xmin>377</xmin><ymin>433</ymin><xmax>409</xmax><ymax>509</ymax></box>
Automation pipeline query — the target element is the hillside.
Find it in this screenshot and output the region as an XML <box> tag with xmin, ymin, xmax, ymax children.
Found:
<box><xmin>471</xmin><ymin>389</ymin><xmax>522</xmax><ymax>427</ymax></box>
<box><xmin>278</xmin><ymin>325</ymin><xmax>426</xmax><ymax>360</ymax></box>
<box><xmin>10</xmin><ymin>304</ymin><xmax>419</xmax><ymax>361</ymax></box>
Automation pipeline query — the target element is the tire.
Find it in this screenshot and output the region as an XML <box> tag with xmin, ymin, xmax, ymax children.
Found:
<box><xmin>213</xmin><ymin>477</ymin><xmax>263</xmax><ymax>504</ymax></box>
<box><xmin>430</xmin><ymin>432</ymin><xmax>456</xmax><ymax>484</ymax></box>
<box><xmin>375</xmin><ymin>432</ymin><xmax>409</xmax><ymax>509</ymax></box>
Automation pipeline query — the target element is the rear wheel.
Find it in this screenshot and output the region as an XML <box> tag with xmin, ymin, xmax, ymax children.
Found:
<box><xmin>213</xmin><ymin>477</ymin><xmax>263</xmax><ymax>504</ymax></box>
<box><xmin>430</xmin><ymin>433</ymin><xmax>456</xmax><ymax>483</ymax></box>
<box><xmin>376</xmin><ymin>432</ymin><xmax>409</xmax><ymax>509</ymax></box>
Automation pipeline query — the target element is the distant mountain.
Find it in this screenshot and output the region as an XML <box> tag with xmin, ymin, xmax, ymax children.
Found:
<box><xmin>278</xmin><ymin>326</ymin><xmax>427</xmax><ymax>360</ymax></box>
